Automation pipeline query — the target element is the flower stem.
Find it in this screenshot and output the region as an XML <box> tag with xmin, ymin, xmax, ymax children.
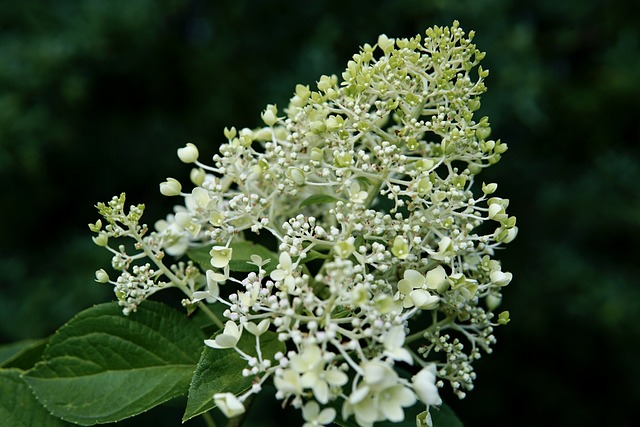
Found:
<box><xmin>201</xmin><ymin>412</ymin><xmax>218</xmax><ymax>427</ymax></box>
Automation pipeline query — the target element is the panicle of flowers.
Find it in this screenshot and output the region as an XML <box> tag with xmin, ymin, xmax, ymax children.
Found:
<box><xmin>90</xmin><ymin>21</ymin><xmax>516</xmax><ymax>426</ymax></box>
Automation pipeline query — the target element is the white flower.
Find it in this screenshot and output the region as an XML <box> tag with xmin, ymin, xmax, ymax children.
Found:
<box><xmin>425</xmin><ymin>265</ymin><xmax>448</xmax><ymax>292</ymax></box>
<box><xmin>210</xmin><ymin>246</ymin><xmax>233</xmax><ymax>268</ymax></box>
<box><xmin>490</xmin><ymin>270</ymin><xmax>513</xmax><ymax>286</ymax></box>
<box><xmin>205</xmin><ymin>321</ymin><xmax>242</xmax><ymax>349</ymax></box>
<box><xmin>348</xmin><ymin>181</ymin><xmax>368</xmax><ymax>204</ymax></box>
<box><xmin>412</xmin><ymin>364</ymin><xmax>442</xmax><ymax>406</ymax></box>
<box><xmin>302</xmin><ymin>401</ymin><xmax>336</xmax><ymax>427</ymax></box>
<box><xmin>270</xmin><ymin>252</ymin><xmax>296</xmax><ymax>291</ymax></box>
<box><xmin>213</xmin><ymin>392</ymin><xmax>245</xmax><ymax>418</ymax></box>
<box><xmin>290</xmin><ymin>344</ymin><xmax>348</xmax><ymax>404</ymax></box>
<box><xmin>274</xmin><ymin>368</ymin><xmax>303</xmax><ymax>395</ymax></box>
<box><xmin>344</xmin><ymin>362</ymin><xmax>416</xmax><ymax>426</ymax></box>
<box><xmin>382</xmin><ymin>325</ymin><xmax>413</xmax><ymax>364</ymax></box>
<box><xmin>409</xmin><ymin>289</ymin><xmax>440</xmax><ymax>310</ymax></box>
<box><xmin>244</xmin><ymin>319</ymin><xmax>270</xmax><ymax>336</ymax></box>
<box><xmin>192</xmin><ymin>270</ymin><xmax>225</xmax><ymax>302</ymax></box>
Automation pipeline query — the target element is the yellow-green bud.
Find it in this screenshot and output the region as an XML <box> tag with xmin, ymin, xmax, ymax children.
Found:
<box><xmin>498</xmin><ymin>311</ymin><xmax>510</xmax><ymax>325</ymax></box>
<box><xmin>95</xmin><ymin>269</ymin><xmax>110</xmax><ymax>283</ymax></box>
<box><xmin>190</xmin><ymin>168</ymin><xmax>206</xmax><ymax>186</ymax></box>
<box><xmin>159</xmin><ymin>178</ymin><xmax>182</xmax><ymax>196</ymax></box>
<box><xmin>177</xmin><ymin>143</ymin><xmax>199</xmax><ymax>164</ymax></box>
<box><xmin>92</xmin><ymin>233</ymin><xmax>109</xmax><ymax>247</ymax></box>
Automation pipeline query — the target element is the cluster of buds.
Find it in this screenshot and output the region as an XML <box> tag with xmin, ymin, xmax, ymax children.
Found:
<box><xmin>92</xmin><ymin>22</ymin><xmax>515</xmax><ymax>426</ymax></box>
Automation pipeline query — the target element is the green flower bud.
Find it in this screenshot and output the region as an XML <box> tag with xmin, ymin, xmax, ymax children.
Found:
<box><xmin>310</xmin><ymin>147</ymin><xmax>324</xmax><ymax>162</ymax></box>
<box><xmin>92</xmin><ymin>233</ymin><xmax>108</xmax><ymax>247</ymax></box>
<box><xmin>223</xmin><ymin>126</ymin><xmax>237</xmax><ymax>140</ymax></box>
<box><xmin>159</xmin><ymin>178</ymin><xmax>182</xmax><ymax>196</ymax></box>
<box><xmin>482</xmin><ymin>182</ymin><xmax>498</xmax><ymax>195</ymax></box>
<box><xmin>476</xmin><ymin>126</ymin><xmax>491</xmax><ymax>141</ymax></box>
<box><xmin>490</xmin><ymin>270</ymin><xmax>513</xmax><ymax>287</ymax></box>
<box><xmin>177</xmin><ymin>143</ymin><xmax>199</xmax><ymax>164</ymax></box>
<box><xmin>498</xmin><ymin>311</ymin><xmax>510</xmax><ymax>325</ymax></box>
<box><xmin>377</xmin><ymin>34</ymin><xmax>395</xmax><ymax>55</ymax></box>
<box><xmin>95</xmin><ymin>269</ymin><xmax>110</xmax><ymax>283</ymax></box>
<box><xmin>261</xmin><ymin>105</ymin><xmax>278</xmax><ymax>127</ymax></box>
<box><xmin>486</xmin><ymin>293</ymin><xmax>502</xmax><ymax>311</ymax></box>
<box><xmin>287</xmin><ymin>167</ymin><xmax>306</xmax><ymax>185</ymax></box>
<box><xmin>190</xmin><ymin>168</ymin><xmax>206</xmax><ymax>186</ymax></box>
<box><xmin>88</xmin><ymin>219</ymin><xmax>102</xmax><ymax>233</ymax></box>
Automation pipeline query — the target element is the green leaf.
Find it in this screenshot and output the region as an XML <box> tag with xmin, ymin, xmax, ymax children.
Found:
<box><xmin>0</xmin><ymin>368</ymin><xmax>71</xmax><ymax>426</ymax></box>
<box><xmin>23</xmin><ymin>301</ymin><xmax>205</xmax><ymax>425</ymax></box>
<box><xmin>431</xmin><ymin>403</ymin><xmax>464</xmax><ymax>427</ymax></box>
<box><xmin>183</xmin><ymin>330</ymin><xmax>285</xmax><ymax>422</ymax></box>
<box><xmin>299</xmin><ymin>193</ymin><xmax>341</xmax><ymax>208</ymax></box>
<box><xmin>187</xmin><ymin>241</ymin><xmax>278</xmax><ymax>274</ymax></box>
<box><xmin>0</xmin><ymin>338</ymin><xmax>48</xmax><ymax>369</ymax></box>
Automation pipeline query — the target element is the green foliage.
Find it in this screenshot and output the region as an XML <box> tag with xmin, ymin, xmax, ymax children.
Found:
<box><xmin>0</xmin><ymin>368</ymin><xmax>71</xmax><ymax>427</ymax></box>
<box><xmin>1</xmin><ymin>0</ymin><xmax>639</xmax><ymax>426</ymax></box>
<box><xmin>23</xmin><ymin>302</ymin><xmax>204</xmax><ymax>425</ymax></box>
<box><xmin>183</xmin><ymin>331</ymin><xmax>285</xmax><ymax>422</ymax></box>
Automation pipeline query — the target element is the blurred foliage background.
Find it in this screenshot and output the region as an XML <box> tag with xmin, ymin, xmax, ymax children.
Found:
<box><xmin>1</xmin><ymin>0</ymin><xmax>638</xmax><ymax>426</ymax></box>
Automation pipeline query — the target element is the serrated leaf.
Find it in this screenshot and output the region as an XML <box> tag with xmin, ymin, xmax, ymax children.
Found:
<box><xmin>23</xmin><ymin>301</ymin><xmax>205</xmax><ymax>425</ymax></box>
<box><xmin>0</xmin><ymin>368</ymin><xmax>71</xmax><ymax>426</ymax></box>
<box><xmin>183</xmin><ymin>330</ymin><xmax>285</xmax><ymax>422</ymax></box>
<box><xmin>0</xmin><ymin>338</ymin><xmax>47</xmax><ymax>369</ymax></box>
<box><xmin>299</xmin><ymin>193</ymin><xmax>341</xmax><ymax>208</ymax></box>
<box><xmin>187</xmin><ymin>241</ymin><xmax>278</xmax><ymax>274</ymax></box>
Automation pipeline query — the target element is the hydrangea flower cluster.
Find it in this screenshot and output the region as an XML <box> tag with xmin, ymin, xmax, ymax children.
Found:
<box><xmin>91</xmin><ymin>22</ymin><xmax>516</xmax><ymax>426</ymax></box>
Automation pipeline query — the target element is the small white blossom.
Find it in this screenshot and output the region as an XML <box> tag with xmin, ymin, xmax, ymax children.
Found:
<box><xmin>213</xmin><ymin>392</ymin><xmax>245</xmax><ymax>418</ymax></box>
<box><xmin>302</xmin><ymin>401</ymin><xmax>336</xmax><ymax>427</ymax></box>
<box><xmin>205</xmin><ymin>321</ymin><xmax>242</xmax><ymax>349</ymax></box>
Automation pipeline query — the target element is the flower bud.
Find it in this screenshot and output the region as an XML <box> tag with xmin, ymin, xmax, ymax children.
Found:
<box><xmin>159</xmin><ymin>178</ymin><xmax>182</xmax><ymax>196</ymax></box>
<box><xmin>213</xmin><ymin>393</ymin><xmax>245</xmax><ymax>418</ymax></box>
<box><xmin>476</xmin><ymin>126</ymin><xmax>491</xmax><ymax>141</ymax></box>
<box><xmin>95</xmin><ymin>269</ymin><xmax>110</xmax><ymax>283</ymax></box>
<box><xmin>377</xmin><ymin>34</ymin><xmax>395</xmax><ymax>55</ymax></box>
<box><xmin>486</xmin><ymin>294</ymin><xmax>502</xmax><ymax>311</ymax></box>
<box><xmin>287</xmin><ymin>167</ymin><xmax>305</xmax><ymax>185</ymax></box>
<box><xmin>223</xmin><ymin>126</ymin><xmax>237</xmax><ymax>140</ymax></box>
<box><xmin>261</xmin><ymin>105</ymin><xmax>278</xmax><ymax>127</ymax></box>
<box><xmin>177</xmin><ymin>143</ymin><xmax>199</xmax><ymax>163</ymax></box>
<box><xmin>88</xmin><ymin>219</ymin><xmax>102</xmax><ymax>233</ymax></box>
<box><xmin>490</xmin><ymin>270</ymin><xmax>513</xmax><ymax>287</ymax></box>
<box><xmin>190</xmin><ymin>168</ymin><xmax>205</xmax><ymax>186</ymax></box>
<box><xmin>92</xmin><ymin>233</ymin><xmax>109</xmax><ymax>247</ymax></box>
<box><xmin>482</xmin><ymin>182</ymin><xmax>498</xmax><ymax>195</ymax></box>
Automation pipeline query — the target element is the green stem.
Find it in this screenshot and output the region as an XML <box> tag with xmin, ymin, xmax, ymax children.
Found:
<box><xmin>201</xmin><ymin>411</ymin><xmax>218</xmax><ymax>427</ymax></box>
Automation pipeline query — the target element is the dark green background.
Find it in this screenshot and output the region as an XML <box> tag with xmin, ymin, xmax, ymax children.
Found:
<box><xmin>1</xmin><ymin>1</ymin><xmax>638</xmax><ymax>426</ymax></box>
